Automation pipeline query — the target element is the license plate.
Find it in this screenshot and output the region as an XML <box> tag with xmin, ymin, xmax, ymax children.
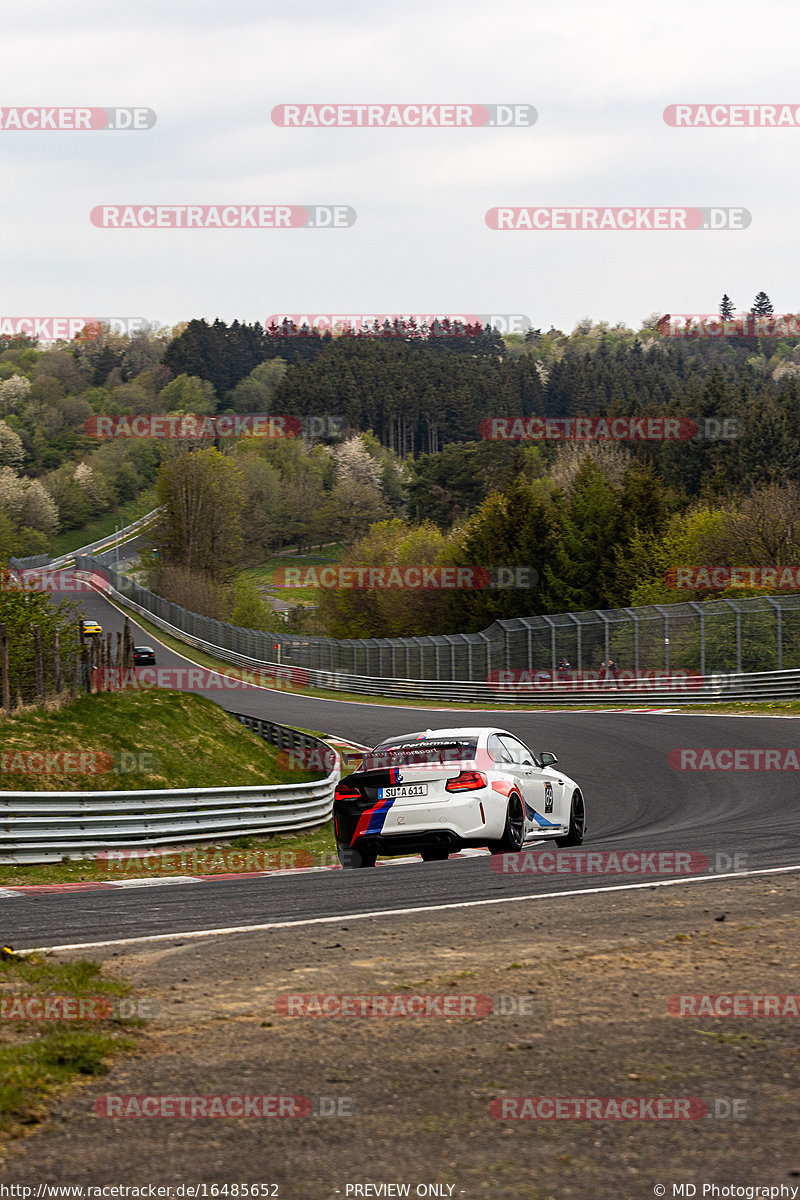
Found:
<box><xmin>378</xmin><ymin>784</ymin><xmax>429</xmax><ymax>799</ymax></box>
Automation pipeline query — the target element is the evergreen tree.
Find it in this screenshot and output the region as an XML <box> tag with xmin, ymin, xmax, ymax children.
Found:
<box><xmin>544</xmin><ymin>460</ymin><xmax>625</xmax><ymax>611</ymax></box>
<box><xmin>750</xmin><ymin>292</ymin><xmax>774</xmax><ymax>316</ymax></box>
<box><xmin>720</xmin><ymin>294</ymin><xmax>735</xmax><ymax>319</ymax></box>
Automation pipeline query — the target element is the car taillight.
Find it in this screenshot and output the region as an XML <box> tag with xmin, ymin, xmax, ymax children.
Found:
<box><xmin>445</xmin><ymin>770</ymin><xmax>487</xmax><ymax>792</ymax></box>
<box><xmin>334</xmin><ymin>785</ymin><xmax>361</xmax><ymax>801</ymax></box>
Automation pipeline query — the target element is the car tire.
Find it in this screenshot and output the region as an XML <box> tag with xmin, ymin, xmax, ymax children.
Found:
<box><xmin>488</xmin><ymin>793</ymin><xmax>526</xmax><ymax>854</ymax></box>
<box><xmin>555</xmin><ymin>790</ymin><xmax>586</xmax><ymax>847</ymax></box>
<box><xmin>420</xmin><ymin>848</ymin><xmax>451</xmax><ymax>862</ymax></box>
<box><xmin>337</xmin><ymin>843</ymin><xmax>377</xmax><ymax>869</ymax></box>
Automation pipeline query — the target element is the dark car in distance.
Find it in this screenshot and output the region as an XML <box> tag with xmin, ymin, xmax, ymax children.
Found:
<box><xmin>132</xmin><ymin>646</ymin><xmax>157</xmax><ymax>666</ymax></box>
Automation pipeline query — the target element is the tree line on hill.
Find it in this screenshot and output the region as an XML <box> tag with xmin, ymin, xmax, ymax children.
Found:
<box><xmin>2</xmin><ymin>305</ymin><xmax>800</xmax><ymax>639</ymax></box>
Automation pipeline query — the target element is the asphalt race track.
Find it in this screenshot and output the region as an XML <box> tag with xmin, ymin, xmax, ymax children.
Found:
<box><xmin>4</xmin><ymin>582</ymin><xmax>800</xmax><ymax>951</ymax></box>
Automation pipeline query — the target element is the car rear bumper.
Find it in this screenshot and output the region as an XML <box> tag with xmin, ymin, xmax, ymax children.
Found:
<box><xmin>347</xmin><ymin>830</ymin><xmax>467</xmax><ymax>857</ymax></box>
<box><xmin>334</xmin><ymin>793</ymin><xmax>505</xmax><ymax>854</ymax></box>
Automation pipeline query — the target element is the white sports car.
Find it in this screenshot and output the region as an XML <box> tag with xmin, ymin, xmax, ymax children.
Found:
<box><xmin>333</xmin><ymin>726</ymin><xmax>586</xmax><ymax>868</ymax></box>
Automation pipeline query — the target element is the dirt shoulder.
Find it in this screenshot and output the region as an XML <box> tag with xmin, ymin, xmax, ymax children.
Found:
<box><xmin>2</xmin><ymin>874</ymin><xmax>799</xmax><ymax>1199</ymax></box>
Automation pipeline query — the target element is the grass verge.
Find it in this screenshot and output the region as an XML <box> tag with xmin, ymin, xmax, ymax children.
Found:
<box><xmin>0</xmin><ymin>823</ymin><xmax>338</xmax><ymax>887</ymax></box>
<box><xmin>0</xmin><ymin>691</ymin><xmax>325</xmax><ymax>792</ymax></box>
<box><xmin>680</xmin><ymin>700</ymin><xmax>800</xmax><ymax>714</ymax></box>
<box><xmin>242</xmin><ymin>546</ymin><xmax>344</xmax><ymax>608</ymax></box>
<box><xmin>0</xmin><ymin>951</ymin><xmax>139</xmax><ymax>1147</ymax></box>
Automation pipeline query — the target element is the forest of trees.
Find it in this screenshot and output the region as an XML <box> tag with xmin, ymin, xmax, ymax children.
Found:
<box><xmin>3</xmin><ymin>303</ymin><xmax>800</xmax><ymax>638</ymax></box>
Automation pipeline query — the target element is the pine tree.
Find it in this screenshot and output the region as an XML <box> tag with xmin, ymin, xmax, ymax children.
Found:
<box><xmin>750</xmin><ymin>292</ymin><xmax>774</xmax><ymax>316</ymax></box>
<box><xmin>720</xmin><ymin>294</ymin><xmax>735</xmax><ymax>319</ymax></box>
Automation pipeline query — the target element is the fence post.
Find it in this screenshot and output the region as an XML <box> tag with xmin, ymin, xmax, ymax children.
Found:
<box><xmin>33</xmin><ymin>624</ymin><xmax>44</xmax><ymax>704</ymax></box>
<box><xmin>54</xmin><ymin>629</ymin><xmax>62</xmax><ymax>694</ymax></box>
<box><xmin>768</xmin><ymin>598</ymin><xmax>783</xmax><ymax>670</ymax></box>
<box><xmin>542</xmin><ymin>615</ymin><xmax>556</xmax><ymax>673</ymax></box>
<box><xmin>123</xmin><ymin>618</ymin><xmax>134</xmax><ymax>669</ymax></box>
<box><xmin>778</xmin><ymin>601</ymin><xmax>783</xmax><ymax>670</ymax></box>
<box><xmin>0</xmin><ymin>623</ymin><xmax>9</xmax><ymax>713</ymax></box>
<box><xmin>688</xmin><ymin>602</ymin><xmax>705</xmax><ymax>676</ymax></box>
<box><xmin>596</xmin><ymin>611</ymin><xmax>610</xmax><ymax>669</ymax></box>
<box><xmin>82</xmin><ymin>644</ymin><xmax>92</xmax><ymax>694</ymax></box>
<box><xmin>654</xmin><ymin>606</ymin><xmax>670</xmax><ymax>672</ymax></box>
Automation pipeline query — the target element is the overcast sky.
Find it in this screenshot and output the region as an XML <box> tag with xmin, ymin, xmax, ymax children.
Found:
<box><xmin>2</xmin><ymin>0</ymin><xmax>798</xmax><ymax>335</ymax></box>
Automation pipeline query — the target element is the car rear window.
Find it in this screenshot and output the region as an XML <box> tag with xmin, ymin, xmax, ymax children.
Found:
<box><xmin>361</xmin><ymin>737</ymin><xmax>479</xmax><ymax>770</ymax></box>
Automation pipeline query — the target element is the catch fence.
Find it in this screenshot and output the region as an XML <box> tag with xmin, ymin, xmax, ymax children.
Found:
<box><xmin>75</xmin><ymin>556</ymin><xmax>800</xmax><ymax>682</ymax></box>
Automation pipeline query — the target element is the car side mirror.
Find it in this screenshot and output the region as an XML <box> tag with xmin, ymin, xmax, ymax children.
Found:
<box><xmin>539</xmin><ymin>752</ymin><xmax>558</xmax><ymax>768</ymax></box>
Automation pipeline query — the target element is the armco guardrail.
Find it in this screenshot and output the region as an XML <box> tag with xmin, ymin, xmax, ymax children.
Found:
<box><xmin>0</xmin><ymin>713</ymin><xmax>338</xmax><ymax>864</ymax></box>
<box><xmin>74</xmin><ymin>568</ymin><xmax>800</xmax><ymax>704</ymax></box>
<box><xmin>9</xmin><ymin>508</ymin><xmax>161</xmax><ymax>573</ymax></box>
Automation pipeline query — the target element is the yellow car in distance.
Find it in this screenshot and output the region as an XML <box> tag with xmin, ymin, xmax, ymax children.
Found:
<box><xmin>80</xmin><ymin>618</ymin><xmax>102</xmax><ymax>639</ymax></box>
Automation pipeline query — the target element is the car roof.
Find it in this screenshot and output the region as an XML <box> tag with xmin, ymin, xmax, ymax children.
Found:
<box><xmin>377</xmin><ymin>726</ymin><xmax>515</xmax><ymax>743</ymax></box>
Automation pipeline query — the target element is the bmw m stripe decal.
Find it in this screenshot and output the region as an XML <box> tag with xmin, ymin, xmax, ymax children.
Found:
<box><xmin>521</xmin><ymin>798</ymin><xmax>559</xmax><ymax>827</ymax></box>
<box><xmin>491</xmin><ymin>781</ymin><xmax>560</xmax><ymax>828</ymax></box>
<box><xmin>352</xmin><ymin>798</ymin><xmax>394</xmax><ymax>843</ymax></box>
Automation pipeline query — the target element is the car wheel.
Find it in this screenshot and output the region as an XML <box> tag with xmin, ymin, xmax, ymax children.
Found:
<box><xmin>555</xmin><ymin>790</ymin><xmax>586</xmax><ymax>847</ymax></box>
<box><xmin>488</xmin><ymin>794</ymin><xmax>525</xmax><ymax>854</ymax></box>
<box><xmin>420</xmin><ymin>848</ymin><xmax>451</xmax><ymax>862</ymax></box>
<box><xmin>337</xmin><ymin>843</ymin><xmax>377</xmax><ymax>869</ymax></box>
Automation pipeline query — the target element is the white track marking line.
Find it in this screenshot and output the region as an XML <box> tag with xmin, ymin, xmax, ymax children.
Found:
<box><xmin>107</xmin><ymin>876</ymin><xmax>203</xmax><ymax>888</ymax></box>
<box><xmin>20</xmin><ymin>863</ymin><xmax>800</xmax><ymax>954</ymax></box>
